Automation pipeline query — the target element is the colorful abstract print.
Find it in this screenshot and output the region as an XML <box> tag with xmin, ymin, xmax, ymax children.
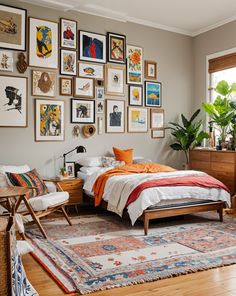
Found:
<box><xmin>40</xmin><ymin>103</ymin><xmax>62</xmax><ymax>137</ymax></box>
<box><xmin>36</xmin><ymin>26</ymin><xmax>52</xmax><ymax>59</ymax></box>
<box><xmin>83</xmin><ymin>35</ymin><xmax>103</xmax><ymax>60</ymax></box>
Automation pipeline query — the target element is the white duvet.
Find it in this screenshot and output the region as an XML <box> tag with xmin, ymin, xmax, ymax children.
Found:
<box><xmin>84</xmin><ymin>169</ymin><xmax>231</xmax><ymax>225</ymax></box>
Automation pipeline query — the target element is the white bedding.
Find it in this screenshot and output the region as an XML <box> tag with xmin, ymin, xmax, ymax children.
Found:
<box><xmin>84</xmin><ymin>169</ymin><xmax>231</xmax><ymax>225</ymax></box>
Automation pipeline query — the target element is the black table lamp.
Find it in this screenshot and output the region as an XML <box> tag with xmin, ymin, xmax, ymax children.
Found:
<box><xmin>63</xmin><ymin>145</ymin><xmax>86</xmax><ymax>167</ymax></box>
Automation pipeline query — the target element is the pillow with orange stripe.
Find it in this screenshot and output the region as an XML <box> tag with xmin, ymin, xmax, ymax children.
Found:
<box><xmin>6</xmin><ymin>169</ymin><xmax>48</xmax><ymax>198</ymax></box>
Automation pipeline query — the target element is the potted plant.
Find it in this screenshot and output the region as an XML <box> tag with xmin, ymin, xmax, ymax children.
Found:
<box><xmin>168</xmin><ymin>109</ymin><xmax>208</xmax><ymax>167</ymax></box>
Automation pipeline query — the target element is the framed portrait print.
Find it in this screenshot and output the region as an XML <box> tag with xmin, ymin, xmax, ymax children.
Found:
<box><xmin>65</xmin><ymin>162</ymin><xmax>75</xmax><ymax>177</ymax></box>
<box><xmin>127</xmin><ymin>107</ymin><xmax>148</xmax><ymax>133</ymax></box>
<box><xmin>60</xmin><ymin>77</ymin><xmax>72</xmax><ymax>96</ymax></box>
<box><xmin>60</xmin><ymin>18</ymin><xmax>77</xmax><ymax>49</ymax></box>
<box><xmin>145</xmin><ymin>60</ymin><xmax>157</xmax><ymax>80</ymax></box>
<box><xmin>150</xmin><ymin>109</ymin><xmax>164</xmax><ymax>129</ymax></box>
<box><xmin>127</xmin><ymin>45</ymin><xmax>143</xmax><ymax>84</ymax></box>
<box><xmin>106</xmin><ymin>99</ymin><xmax>125</xmax><ymax>133</ymax></box>
<box><xmin>96</xmin><ymin>87</ymin><xmax>105</xmax><ymax>99</ymax></box>
<box><xmin>128</xmin><ymin>85</ymin><xmax>143</xmax><ymax>106</ymax></box>
<box><xmin>0</xmin><ymin>75</ymin><xmax>27</xmax><ymax>127</ymax></box>
<box><xmin>60</xmin><ymin>49</ymin><xmax>77</xmax><ymax>76</ymax></box>
<box><xmin>29</xmin><ymin>17</ymin><xmax>58</xmax><ymax>69</ymax></box>
<box><xmin>74</xmin><ymin>77</ymin><xmax>95</xmax><ymax>98</ymax></box>
<box><xmin>0</xmin><ymin>50</ymin><xmax>13</xmax><ymax>71</ymax></box>
<box><xmin>71</xmin><ymin>98</ymin><xmax>95</xmax><ymax>124</ymax></box>
<box><xmin>32</xmin><ymin>70</ymin><xmax>56</xmax><ymax>97</ymax></box>
<box><xmin>0</xmin><ymin>4</ymin><xmax>27</xmax><ymax>51</ymax></box>
<box><xmin>107</xmin><ymin>32</ymin><xmax>126</xmax><ymax>64</ymax></box>
<box><xmin>78</xmin><ymin>62</ymin><xmax>104</xmax><ymax>79</ymax></box>
<box><xmin>79</xmin><ymin>30</ymin><xmax>106</xmax><ymax>63</ymax></box>
<box><xmin>145</xmin><ymin>81</ymin><xmax>162</xmax><ymax>107</ymax></box>
<box><xmin>105</xmin><ymin>64</ymin><xmax>125</xmax><ymax>96</ymax></box>
<box><xmin>151</xmin><ymin>129</ymin><xmax>165</xmax><ymax>139</ymax></box>
<box><xmin>35</xmin><ymin>99</ymin><xmax>64</xmax><ymax>141</ymax></box>
<box><xmin>96</xmin><ymin>100</ymin><xmax>104</xmax><ymax>114</ymax></box>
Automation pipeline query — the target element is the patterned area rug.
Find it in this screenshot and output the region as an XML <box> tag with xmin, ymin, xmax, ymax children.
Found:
<box><xmin>26</xmin><ymin>213</ymin><xmax>236</xmax><ymax>294</ymax></box>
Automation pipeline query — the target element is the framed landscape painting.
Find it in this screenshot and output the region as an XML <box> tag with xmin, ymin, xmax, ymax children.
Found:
<box><xmin>74</xmin><ymin>77</ymin><xmax>95</xmax><ymax>98</ymax></box>
<box><xmin>60</xmin><ymin>49</ymin><xmax>77</xmax><ymax>76</ymax></box>
<box><xmin>78</xmin><ymin>62</ymin><xmax>104</xmax><ymax>79</ymax></box>
<box><xmin>35</xmin><ymin>99</ymin><xmax>64</xmax><ymax>141</ymax></box>
<box><xmin>105</xmin><ymin>64</ymin><xmax>125</xmax><ymax>96</ymax></box>
<box><xmin>127</xmin><ymin>107</ymin><xmax>148</xmax><ymax>133</ymax></box>
<box><xmin>71</xmin><ymin>99</ymin><xmax>95</xmax><ymax>124</ymax></box>
<box><xmin>106</xmin><ymin>99</ymin><xmax>125</xmax><ymax>133</ymax></box>
<box><xmin>0</xmin><ymin>75</ymin><xmax>27</xmax><ymax>127</ymax></box>
<box><xmin>127</xmin><ymin>45</ymin><xmax>143</xmax><ymax>84</ymax></box>
<box><xmin>0</xmin><ymin>4</ymin><xmax>27</xmax><ymax>51</ymax></box>
<box><xmin>29</xmin><ymin>17</ymin><xmax>58</xmax><ymax>69</ymax></box>
<box><xmin>128</xmin><ymin>85</ymin><xmax>143</xmax><ymax>106</ymax></box>
<box><xmin>32</xmin><ymin>70</ymin><xmax>56</xmax><ymax>97</ymax></box>
<box><xmin>145</xmin><ymin>81</ymin><xmax>162</xmax><ymax>107</ymax></box>
<box><xmin>107</xmin><ymin>32</ymin><xmax>126</xmax><ymax>64</ymax></box>
<box><xmin>60</xmin><ymin>18</ymin><xmax>77</xmax><ymax>49</ymax></box>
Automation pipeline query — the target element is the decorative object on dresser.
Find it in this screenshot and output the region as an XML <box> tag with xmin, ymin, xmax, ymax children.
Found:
<box><xmin>60</xmin><ymin>49</ymin><xmax>77</xmax><ymax>76</ymax></box>
<box><xmin>106</xmin><ymin>99</ymin><xmax>125</xmax><ymax>133</ymax></box>
<box><xmin>0</xmin><ymin>50</ymin><xmax>13</xmax><ymax>72</ymax></box>
<box><xmin>126</xmin><ymin>44</ymin><xmax>143</xmax><ymax>84</ymax></box>
<box><xmin>82</xmin><ymin>124</ymin><xmax>96</xmax><ymax>138</ymax></box>
<box><xmin>16</xmin><ymin>52</ymin><xmax>28</xmax><ymax>73</ymax></box>
<box><xmin>105</xmin><ymin>64</ymin><xmax>125</xmax><ymax>96</ymax></box>
<box><xmin>107</xmin><ymin>32</ymin><xmax>126</xmax><ymax>64</ymax></box>
<box><xmin>127</xmin><ymin>106</ymin><xmax>148</xmax><ymax>133</ymax></box>
<box><xmin>59</xmin><ymin>77</ymin><xmax>73</xmax><ymax>96</ymax></box>
<box><xmin>74</xmin><ymin>77</ymin><xmax>95</xmax><ymax>98</ymax></box>
<box><xmin>63</xmin><ymin>145</ymin><xmax>86</xmax><ymax>167</ymax></box>
<box><xmin>128</xmin><ymin>85</ymin><xmax>143</xmax><ymax>106</ymax></box>
<box><xmin>32</xmin><ymin>69</ymin><xmax>56</xmax><ymax>97</ymax></box>
<box><xmin>71</xmin><ymin>98</ymin><xmax>95</xmax><ymax>124</ymax></box>
<box><xmin>78</xmin><ymin>62</ymin><xmax>104</xmax><ymax>79</ymax></box>
<box><xmin>60</xmin><ymin>18</ymin><xmax>77</xmax><ymax>49</ymax></box>
<box><xmin>145</xmin><ymin>81</ymin><xmax>162</xmax><ymax>107</ymax></box>
<box><xmin>65</xmin><ymin>162</ymin><xmax>75</xmax><ymax>178</ymax></box>
<box><xmin>145</xmin><ymin>60</ymin><xmax>157</xmax><ymax>80</ymax></box>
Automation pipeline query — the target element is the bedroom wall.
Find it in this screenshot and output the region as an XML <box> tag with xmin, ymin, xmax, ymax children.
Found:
<box><xmin>0</xmin><ymin>0</ymin><xmax>194</xmax><ymax>177</ymax></box>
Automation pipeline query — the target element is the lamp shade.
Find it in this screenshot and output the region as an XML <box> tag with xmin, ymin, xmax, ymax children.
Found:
<box><xmin>76</xmin><ymin>146</ymin><xmax>86</xmax><ymax>153</ymax></box>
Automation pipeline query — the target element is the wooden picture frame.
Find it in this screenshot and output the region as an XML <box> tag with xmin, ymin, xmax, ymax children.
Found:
<box><xmin>65</xmin><ymin>162</ymin><xmax>75</xmax><ymax>177</ymax></box>
<box><xmin>126</xmin><ymin>44</ymin><xmax>143</xmax><ymax>85</ymax></box>
<box><xmin>105</xmin><ymin>64</ymin><xmax>125</xmax><ymax>96</ymax></box>
<box><xmin>150</xmin><ymin>108</ymin><xmax>164</xmax><ymax>129</ymax></box>
<box><xmin>128</xmin><ymin>85</ymin><xmax>143</xmax><ymax>106</ymax></box>
<box><xmin>106</xmin><ymin>99</ymin><xmax>125</xmax><ymax>133</ymax></box>
<box><xmin>151</xmin><ymin>129</ymin><xmax>165</xmax><ymax>138</ymax></box>
<box><xmin>145</xmin><ymin>81</ymin><xmax>162</xmax><ymax>108</ymax></box>
<box><xmin>127</xmin><ymin>106</ymin><xmax>148</xmax><ymax>133</ymax></box>
<box><xmin>145</xmin><ymin>60</ymin><xmax>157</xmax><ymax>80</ymax></box>
<box><xmin>60</xmin><ymin>49</ymin><xmax>77</xmax><ymax>76</ymax></box>
<box><xmin>107</xmin><ymin>32</ymin><xmax>126</xmax><ymax>64</ymax></box>
<box><xmin>59</xmin><ymin>77</ymin><xmax>73</xmax><ymax>96</ymax></box>
<box><xmin>60</xmin><ymin>18</ymin><xmax>77</xmax><ymax>49</ymax></box>
<box><xmin>71</xmin><ymin>98</ymin><xmax>95</xmax><ymax>124</ymax></box>
<box><xmin>0</xmin><ymin>50</ymin><xmax>13</xmax><ymax>72</ymax></box>
<box><xmin>31</xmin><ymin>69</ymin><xmax>56</xmax><ymax>97</ymax></box>
<box><xmin>78</xmin><ymin>62</ymin><xmax>104</xmax><ymax>79</ymax></box>
<box><xmin>73</xmin><ymin>77</ymin><xmax>95</xmax><ymax>98</ymax></box>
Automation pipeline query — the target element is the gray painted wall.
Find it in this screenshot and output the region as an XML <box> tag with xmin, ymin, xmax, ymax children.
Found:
<box><xmin>0</xmin><ymin>0</ymin><xmax>194</xmax><ymax>177</ymax></box>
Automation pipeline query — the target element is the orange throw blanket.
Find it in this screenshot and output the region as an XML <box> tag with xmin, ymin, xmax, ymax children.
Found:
<box><xmin>92</xmin><ymin>163</ymin><xmax>176</xmax><ymax>206</ymax></box>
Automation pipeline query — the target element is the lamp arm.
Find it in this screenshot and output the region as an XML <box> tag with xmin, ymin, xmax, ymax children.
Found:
<box><xmin>63</xmin><ymin>147</ymin><xmax>77</xmax><ymax>168</ymax></box>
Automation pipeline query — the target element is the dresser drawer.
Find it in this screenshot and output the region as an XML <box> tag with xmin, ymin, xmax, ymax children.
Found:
<box><xmin>211</xmin><ymin>152</ymin><xmax>235</xmax><ymax>163</ymax></box>
<box><xmin>211</xmin><ymin>162</ymin><xmax>234</xmax><ymax>173</ymax></box>
<box><xmin>60</xmin><ymin>181</ymin><xmax>83</xmax><ymax>191</ymax></box>
<box><xmin>190</xmin><ymin>160</ymin><xmax>211</xmax><ymax>171</ymax></box>
<box><xmin>190</xmin><ymin>151</ymin><xmax>210</xmax><ymax>162</ymax></box>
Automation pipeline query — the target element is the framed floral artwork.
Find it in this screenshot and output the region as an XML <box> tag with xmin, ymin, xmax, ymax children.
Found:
<box><xmin>29</xmin><ymin>17</ymin><xmax>58</xmax><ymax>69</ymax></box>
<box><xmin>107</xmin><ymin>32</ymin><xmax>126</xmax><ymax>64</ymax></box>
<box><xmin>106</xmin><ymin>99</ymin><xmax>125</xmax><ymax>133</ymax></box>
<box><xmin>145</xmin><ymin>81</ymin><xmax>162</xmax><ymax>107</ymax></box>
<box><xmin>151</xmin><ymin>129</ymin><xmax>165</xmax><ymax>138</ymax></box>
<box><xmin>35</xmin><ymin>99</ymin><xmax>64</xmax><ymax>141</ymax></box>
<box><xmin>0</xmin><ymin>75</ymin><xmax>27</xmax><ymax>127</ymax></box>
<box><xmin>60</xmin><ymin>49</ymin><xmax>77</xmax><ymax>76</ymax></box>
<box><xmin>78</xmin><ymin>62</ymin><xmax>104</xmax><ymax>79</ymax></box>
<box><xmin>0</xmin><ymin>50</ymin><xmax>13</xmax><ymax>72</ymax></box>
<box><xmin>128</xmin><ymin>85</ymin><xmax>143</xmax><ymax>106</ymax></box>
<box><xmin>79</xmin><ymin>30</ymin><xmax>106</xmax><ymax>63</ymax></box>
<box><xmin>74</xmin><ymin>77</ymin><xmax>95</xmax><ymax>98</ymax></box>
<box><xmin>0</xmin><ymin>4</ymin><xmax>27</xmax><ymax>51</ymax></box>
<box><xmin>150</xmin><ymin>109</ymin><xmax>164</xmax><ymax>129</ymax></box>
<box><xmin>32</xmin><ymin>70</ymin><xmax>56</xmax><ymax>97</ymax></box>
<box><xmin>145</xmin><ymin>60</ymin><xmax>157</xmax><ymax>80</ymax></box>
<box><xmin>60</xmin><ymin>18</ymin><xmax>77</xmax><ymax>49</ymax></box>
<box><xmin>127</xmin><ymin>44</ymin><xmax>143</xmax><ymax>84</ymax></box>
<box><xmin>71</xmin><ymin>98</ymin><xmax>95</xmax><ymax>124</ymax></box>
<box><xmin>127</xmin><ymin>107</ymin><xmax>148</xmax><ymax>133</ymax></box>
<box><xmin>59</xmin><ymin>77</ymin><xmax>72</xmax><ymax>96</ymax></box>
<box><xmin>105</xmin><ymin>64</ymin><xmax>125</xmax><ymax>96</ymax></box>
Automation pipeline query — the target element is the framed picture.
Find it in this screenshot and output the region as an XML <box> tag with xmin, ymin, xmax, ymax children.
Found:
<box><xmin>79</xmin><ymin>30</ymin><xmax>106</xmax><ymax>63</ymax></box>
<box><xmin>29</xmin><ymin>17</ymin><xmax>58</xmax><ymax>69</ymax></box>
<box><xmin>65</xmin><ymin>162</ymin><xmax>75</xmax><ymax>177</ymax></box>
<box><xmin>145</xmin><ymin>81</ymin><xmax>162</xmax><ymax>108</ymax></box>
<box><xmin>105</xmin><ymin>64</ymin><xmax>125</xmax><ymax>96</ymax></box>
<box><xmin>71</xmin><ymin>99</ymin><xmax>95</xmax><ymax>124</ymax></box>
<box><xmin>145</xmin><ymin>60</ymin><xmax>157</xmax><ymax>80</ymax></box>
<box><xmin>150</xmin><ymin>109</ymin><xmax>164</xmax><ymax>129</ymax></box>
<box><xmin>32</xmin><ymin>70</ymin><xmax>56</xmax><ymax>97</ymax></box>
<box><xmin>0</xmin><ymin>75</ymin><xmax>27</xmax><ymax>127</ymax></box>
<box><xmin>127</xmin><ymin>107</ymin><xmax>148</xmax><ymax>133</ymax></box>
<box><xmin>74</xmin><ymin>77</ymin><xmax>95</xmax><ymax>98</ymax></box>
<box><xmin>59</xmin><ymin>77</ymin><xmax>72</xmax><ymax>96</ymax></box>
<box><xmin>60</xmin><ymin>18</ymin><xmax>77</xmax><ymax>49</ymax></box>
<box><xmin>0</xmin><ymin>50</ymin><xmax>13</xmax><ymax>71</ymax></box>
<box><xmin>96</xmin><ymin>100</ymin><xmax>104</xmax><ymax>114</ymax></box>
<box><xmin>107</xmin><ymin>32</ymin><xmax>126</xmax><ymax>64</ymax></box>
<box><xmin>0</xmin><ymin>4</ymin><xmax>27</xmax><ymax>51</ymax></box>
<box><xmin>98</xmin><ymin>116</ymin><xmax>103</xmax><ymax>135</ymax></box>
<box><xmin>35</xmin><ymin>99</ymin><xmax>64</xmax><ymax>141</ymax></box>
<box><xmin>151</xmin><ymin>129</ymin><xmax>165</xmax><ymax>139</ymax></box>
<box><xmin>126</xmin><ymin>44</ymin><xmax>143</xmax><ymax>84</ymax></box>
<box><xmin>128</xmin><ymin>85</ymin><xmax>143</xmax><ymax>106</ymax></box>
<box><xmin>78</xmin><ymin>62</ymin><xmax>104</xmax><ymax>79</ymax></box>
<box><xmin>106</xmin><ymin>99</ymin><xmax>125</xmax><ymax>133</ymax></box>
<box><xmin>60</xmin><ymin>49</ymin><xmax>77</xmax><ymax>76</ymax></box>
<box><xmin>96</xmin><ymin>79</ymin><xmax>104</xmax><ymax>87</ymax></box>
<box><xmin>96</xmin><ymin>87</ymin><xmax>105</xmax><ymax>99</ymax></box>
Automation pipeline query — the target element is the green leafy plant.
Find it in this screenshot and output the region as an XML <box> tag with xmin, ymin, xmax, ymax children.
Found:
<box><xmin>169</xmin><ymin>109</ymin><xmax>208</xmax><ymax>164</ymax></box>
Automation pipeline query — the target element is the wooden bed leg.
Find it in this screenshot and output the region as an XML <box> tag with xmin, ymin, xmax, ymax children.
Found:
<box><xmin>144</xmin><ymin>214</ymin><xmax>149</xmax><ymax>236</ymax></box>
<box><xmin>218</xmin><ymin>206</ymin><xmax>223</xmax><ymax>222</ymax></box>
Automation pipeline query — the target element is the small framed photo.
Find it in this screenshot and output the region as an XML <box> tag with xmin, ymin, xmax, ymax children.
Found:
<box><xmin>145</xmin><ymin>60</ymin><xmax>157</xmax><ymax>80</ymax></box>
<box><xmin>127</xmin><ymin>44</ymin><xmax>143</xmax><ymax>84</ymax></box>
<box><xmin>35</xmin><ymin>99</ymin><xmax>64</xmax><ymax>142</ymax></box>
<box><xmin>127</xmin><ymin>107</ymin><xmax>148</xmax><ymax>133</ymax></box>
<box><xmin>65</xmin><ymin>162</ymin><xmax>75</xmax><ymax>177</ymax></box>
<box><xmin>105</xmin><ymin>64</ymin><xmax>125</xmax><ymax>96</ymax></box>
<box><xmin>74</xmin><ymin>77</ymin><xmax>95</xmax><ymax>98</ymax></box>
<box><xmin>151</xmin><ymin>129</ymin><xmax>165</xmax><ymax>139</ymax></box>
<box><xmin>32</xmin><ymin>70</ymin><xmax>56</xmax><ymax>97</ymax></box>
<box><xmin>79</xmin><ymin>30</ymin><xmax>106</xmax><ymax>63</ymax></box>
<box><xmin>107</xmin><ymin>32</ymin><xmax>126</xmax><ymax>64</ymax></box>
<box><xmin>60</xmin><ymin>49</ymin><xmax>77</xmax><ymax>76</ymax></box>
<box><xmin>98</xmin><ymin>116</ymin><xmax>103</xmax><ymax>135</ymax></box>
<box><xmin>128</xmin><ymin>85</ymin><xmax>143</xmax><ymax>106</ymax></box>
<box><xmin>71</xmin><ymin>99</ymin><xmax>95</xmax><ymax>124</ymax></box>
<box><xmin>145</xmin><ymin>81</ymin><xmax>162</xmax><ymax>108</ymax></box>
<box><xmin>0</xmin><ymin>50</ymin><xmax>13</xmax><ymax>72</ymax></box>
<box><xmin>96</xmin><ymin>100</ymin><xmax>104</xmax><ymax>114</ymax></box>
<box><xmin>60</xmin><ymin>77</ymin><xmax>73</xmax><ymax>96</ymax></box>
<box><xmin>60</xmin><ymin>18</ymin><xmax>77</xmax><ymax>49</ymax></box>
<box><xmin>78</xmin><ymin>62</ymin><xmax>104</xmax><ymax>79</ymax></box>
<box><xmin>96</xmin><ymin>79</ymin><xmax>104</xmax><ymax>87</ymax></box>
<box><xmin>96</xmin><ymin>87</ymin><xmax>105</xmax><ymax>99</ymax></box>
<box><xmin>150</xmin><ymin>109</ymin><xmax>164</xmax><ymax>129</ymax></box>
<box><xmin>106</xmin><ymin>99</ymin><xmax>125</xmax><ymax>133</ymax></box>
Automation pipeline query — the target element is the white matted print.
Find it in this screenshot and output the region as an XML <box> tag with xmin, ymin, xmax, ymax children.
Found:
<box><xmin>106</xmin><ymin>99</ymin><xmax>125</xmax><ymax>133</ymax></box>
<box><xmin>0</xmin><ymin>75</ymin><xmax>27</xmax><ymax>127</ymax></box>
<box><xmin>32</xmin><ymin>70</ymin><xmax>56</xmax><ymax>97</ymax></box>
<box><xmin>60</xmin><ymin>49</ymin><xmax>77</xmax><ymax>76</ymax></box>
<box><xmin>96</xmin><ymin>100</ymin><xmax>104</xmax><ymax>114</ymax></box>
<box><xmin>127</xmin><ymin>45</ymin><xmax>143</xmax><ymax>85</ymax></box>
<box><xmin>65</xmin><ymin>162</ymin><xmax>75</xmax><ymax>177</ymax></box>
<box><xmin>29</xmin><ymin>17</ymin><xmax>58</xmax><ymax>69</ymax></box>
<box><xmin>60</xmin><ymin>18</ymin><xmax>77</xmax><ymax>49</ymax></box>
<box><xmin>128</xmin><ymin>107</ymin><xmax>148</xmax><ymax>133</ymax></box>
<box><xmin>152</xmin><ymin>129</ymin><xmax>165</xmax><ymax>138</ymax></box>
<box><xmin>60</xmin><ymin>77</ymin><xmax>72</xmax><ymax>96</ymax></box>
<box><xmin>105</xmin><ymin>64</ymin><xmax>125</xmax><ymax>96</ymax></box>
<box><xmin>128</xmin><ymin>85</ymin><xmax>143</xmax><ymax>106</ymax></box>
<box><xmin>0</xmin><ymin>50</ymin><xmax>13</xmax><ymax>72</ymax></box>
<box><xmin>98</xmin><ymin>116</ymin><xmax>103</xmax><ymax>134</ymax></box>
<box><xmin>96</xmin><ymin>87</ymin><xmax>105</xmax><ymax>99</ymax></box>
<box><xmin>150</xmin><ymin>109</ymin><xmax>164</xmax><ymax>129</ymax></box>
<box><xmin>71</xmin><ymin>99</ymin><xmax>95</xmax><ymax>124</ymax></box>
<box><xmin>79</xmin><ymin>62</ymin><xmax>104</xmax><ymax>79</ymax></box>
<box><xmin>74</xmin><ymin>77</ymin><xmax>94</xmax><ymax>98</ymax></box>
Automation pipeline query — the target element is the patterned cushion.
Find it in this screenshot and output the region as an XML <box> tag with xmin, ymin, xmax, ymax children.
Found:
<box><xmin>102</xmin><ymin>156</ymin><xmax>124</xmax><ymax>168</ymax></box>
<box><xmin>6</xmin><ymin>169</ymin><xmax>48</xmax><ymax>198</ymax></box>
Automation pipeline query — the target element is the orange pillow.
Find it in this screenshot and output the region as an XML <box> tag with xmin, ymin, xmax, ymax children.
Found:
<box><xmin>113</xmin><ymin>147</ymin><xmax>133</xmax><ymax>165</ymax></box>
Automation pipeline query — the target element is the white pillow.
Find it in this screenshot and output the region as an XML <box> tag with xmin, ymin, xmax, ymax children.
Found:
<box><xmin>80</xmin><ymin>166</ymin><xmax>102</xmax><ymax>174</ymax></box>
<box><xmin>77</xmin><ymin>157</ymin><xmax>102</xmax><ymax>167</ymax></box>
<box><xmin>102</xmin><ymin>156</ymin><xmax>124</xmax><ymax>167</ymax></box>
